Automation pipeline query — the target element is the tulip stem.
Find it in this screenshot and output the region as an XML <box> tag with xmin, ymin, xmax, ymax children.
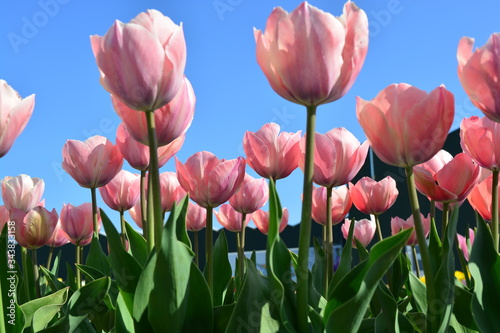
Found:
<box><xmin>237</xmin><ymin>214</ymin><xmax>247</xmax><ymax>285</ymax></box>
<box><xmin>31</xmin><ymin>249</ymin><xmax>40</xmax><ymax>298</ymax></box>
<box><xmin>140</xmin><ymin>170</ymin><xmax>151</xmax><ymax>254</ymax></box>
<box><xmin>411</xmin><ymin>246</ymin><xmax>420</xmax><ymax>278</ymax></box>
<box><xmin>21</xmin><ymin>247</ymin><xmax>34</xmax><ymax>301</ymax></box>
<box><xmin>374</xmin><ymin>214</ymin><xmax>383</xmax><ymax>242</ymax></box>
<box><xmin>46</xmin><ymin>247</ymin><xmax>54</xmax><ymax>271</ymax></box>
<box><xmin>145</xmin><ymin>111</ymin><xmax>163</xmax><ymax>253</ymax></box>
<box><xmin>297</xmin><ymin>104</ymin><xmax>317</xmax><ymax>332</ymax></box>
<box><xmin>405</xmin><ymin>167</ymin><xmax>436</xmax><ymax>324</ymax></box>
<box><xmin>120</xmin><ymin>210</ymin><xmax>127</xmax><ymax>249</ymax></box>
<box><xmin>91</xmin><ymin>187</ymin><xmax>99</xmax><ymax>239</ymax></box>
<box><xmin>205</xmin><ymin>206</ymin><xmax>214</xmax><ymax>294</ymax></box>
<box><xmin>441</xmin><ymin>202</ymin><xmax>449</xmax><ymax>238</ymax></box>
<box><xmin>193</xmin><ymin>231</ymin><xmax>199</xmax><ymax>267</ymax></box>
<box><xmin>324</xmin><ymin>185</ymin><xmax>333</xmax><ymax>299</ymax></box>
<box><xmin>430</xmin><ymin>200</ymin><xmax>436</xmax><ymax>221</ymax></box>
<box><xmin>492</xmin><ymin>170</ymin><xmax>499</xmax><ymax>252</ymax></box>
<box><xmin>75</xmin><ymin>243</ymin><xmax>81</xmax><ymax>289</ymax></box>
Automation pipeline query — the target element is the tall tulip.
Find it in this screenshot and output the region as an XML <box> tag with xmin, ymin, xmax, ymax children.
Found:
<box><xmin>341</xmin><ymin>218</ymin><xmax>376</xmax><ymax>248</ymax></box>
<box><xmin>2</xmin><ymin>175</ymin><xmax>44</xmax><ymax>213</ymax></box>
<box><xmin>0</xmin><ymin>80</ymin><xmax>35</xmax><ymax>158</ymax></box>
<box><xmin>90</xmin><ymin>9</ymin><xmax>186</xmax><ymax>112</ymax></box>
<box><xmin>229</xmin><ymin>174</ymin><xmax>268</xmax><ymax>214</ymax></box>
<box><xmin>243</xmin><ymin>123</ymin><xmax>300</xmax><ymax>180</ymax></box>
<box><xmin>252</xmin><ymin>208</ymin><xmax>289</xmax><ymax>235</ymax></box>
<box><xmin>457</xmin><ymin>33</ymin><xmax>500</xmax><ymax>122</ymax></box>
<box><xmin>11</xmin><ymin>207</ymin><xmax>58</xmax><ymax>250</ymax></box>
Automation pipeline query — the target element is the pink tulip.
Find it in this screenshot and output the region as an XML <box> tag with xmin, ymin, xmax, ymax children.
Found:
<box><xmin>47</xmin><ymin>220</ymin><xmax>70</xmax><ymax>248</ymax></box>
<box><xmin>341</xmin><ymin>218</ymin><xmax>376</xmax><ymax>248</ymax></box>
<box><xmin>349</xmin><ymin>176</ymin><xmax>398</xmax><ymax>215</ymax></box>
<box><xmin>116</xmin><ymin>123</ymin><xmax>184</xmax><ymax>171</ymax></box>
<box><xmin>2</xmin><ymin>174</ymin><xmax>44</xmax><ymax>212</ymax></box>
<box><xmin>159</xmin><ymin>171</ymin><xmax>187</xmax><ymax>213</ymax></box>
<box><xmin>229</xmin><ymin>174</ymin><xmax>268</xmax><ymax>214</ymax></box>
<box><xmin>186</xmin><ymin>201</ymin><xmax>206</xmax><ymax>232</ymax></box>
<box><xmin>243</xmin><ymin>123</ymin><xmax>301</xmax><ymax>180</ymax></box>
<box><xmin>60</xmin><ymin>203</ymin><xmax>100</xmax><ymax>246</ymax></box>
<box><xmin>62</xmin><ymin>135</ymin><xmax>123</xmax><ymax>189</ymax></box>
<box><xmin>11</xmin><ymin>206</ymin><xmax>58</xmax><ymax>249</ymax></box>
<box><xmin>300</xmin><ymin>128</ymin><xmax>368</xmax><ymax>187</ymax></box>
<box><xmin>91</xmin><ymin>9</ymin><xmax>186</xmax><ymax>111</ymax></box>
<box><xmin>128</xmin><ymin>200</ymin><xmax>143</xmax><ymax>229</ymax></box>
<box><xmin>0</xmin><ymin>80</ymin><xmax>35</xmax><ymax>158</ymax></box>
<box><xmin>413</xmin><ymin>150</ymin><xmax>479</xmax><ymax>204</ymax></box>
<box><xmin>357</xmin><ymin>83</ymin><xmax>454</xmax><ymax>167</ymax></box>
<box><xmin>99</xmin><ymin>170</ymin><xmax>140</xmax><ymax>212</ymax></box>
<box><xmin>390</xmin><ymin>213</ymin><xmax>431</xmax><ymax>246</ymax></box>
<box><xmin>176</xmin><ymin>151</ymin><xmax>245</xmax><ymax>208</ymax></box>
<box><xmin>252</xmin><ymin>208</ymin><xmax>289</xmax><ymax>235</ymax></box>
<box><xmin>460</xmin><ymin>116</ymin><xmax>500</xmax><ymax>171</ymax></box>
<box><xmin>0</xmin><ymin>205</ymin><xmax>9</xmax><ymax>231</ymax></box>
<box><xmin>215</xmin><ymin>204</ymin><xmax>252</xmax><ymax>232</ymax></box>
<box><xmin>467</xmin><ymin>173</ymin><xmax>498</xmax><ymax>221</ymax></box>
<box><xmin>457</xmin><ymin>228</ymin><xmax>475</xmax><ymax>261</ymax></box>
<box><xmin>311</xmin><ymin>185</ymin><xmax>352</xmax><ymax>225</ymax></box>
<box><xmin>254</xmin><ymin>2</ymin><xmax>368</xmax><ymax>106</ymax></box>
<box><xmin>112</xmin><ymin>76</ymin><xmax>195</xmax><ymax>147</ymax></box>
<box><xmin>457</xmin><ymin>34</ymin><xmax>500</xmax><ymax>122</ymax></box>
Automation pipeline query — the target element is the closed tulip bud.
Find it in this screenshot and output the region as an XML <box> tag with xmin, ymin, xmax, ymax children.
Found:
<box><xmin>243</xmin><ymin>123</ymin><xmax>301</xmax><ymax>180</ymax></box>
<box><xmin>12</xmin><ymin>206</ymin><xmax>58</xmax><ymax>249</ymax></box>
<box><xmin>160</xmin><ymin>172</ymin><xmax>187</xmax><ymax>213</ymax></box>
<box><xmin>460</xmin><ymin>116</ymin><xmax>500</xmax><ymax>171</ymax></box>
<box><xmin>229</xmin><ymin>174</ymin><xmax>268</xmax><ymax>214</ymax></box>
<box><xmin>215</xmin><ymin>204</ymin><xmax>252</xmax><ymax>233</ymax></box>
<box><xmin>62</xmin><ymin>135</ymin><xmax>123</xmax><ymax>189</ymax></box>
<box><xmin>349</xmin><ymin>176</ymin><xmax>398</xmax><ymax>215</ymax></box>
<box><xmin>2</xmin><ymin>174</ymin><xmax>44</xmax><ymax>212</ymax></box>
<box><xmin>457</xmin><ymin>228</ymin><xmax>475</xmax><ymax>261</ymax></box>
<box><xmin>341</xmin><ymin>218</ymin><xmax>376</xmax><ymax>248</ymax></box>
<box><xmin>47</xmin><ymin>220</ymin><xmax>70</xmax><ymax>248</ymax></box>
<box><xmin>251</xmin><ymin>208</ymin><xmax>288</xmax><ymax>235</ymax></box>
<box><xmin>0</xmin><ymin>80</ymin><xmax>35</xmax><ymax>158</ymax></box>
<box><xmin>390</xmin><ymin>213</ymin><xmax>431</xmax><ymax>246</ymax></box>
<box><xmin>186</xmin><ymin>201</ymin><xmax>206</xmax><ymax>232</ymax></box>
<box><xmin>60</xmin><ymin>203</ymin><xmax>100</xmax><ymax>246</ymax></box>
<box><xmin>91</xmin><ymin>9</ymin><xmax>186</xmax><ymax>111</ymax></box>
<box><xmin>311</xmin><ymin>185</ymin><xmax>352</xmax><ymax>225</ymax></box>
<box><xmin>99</xmin><ymin>170</ymin><xmax>140</xmax><ymax>212</ymax></box>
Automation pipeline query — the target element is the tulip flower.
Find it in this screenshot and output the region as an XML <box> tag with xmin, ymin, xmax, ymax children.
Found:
<box><xmin>457</xmin><ymin>33</ymin><xmax>500</xmax><ymax>122</ymax></box>
<box><xmin>229</xmin><ymin>174</ymin><xmax>268</xmax><ymax>214</ymax></box>
<box><xmin>0</xmin><ymin>80</ymin><xmax>35</xmax><ymax>158</ymax></box>
<box><xmin>215</xmin><ymin>204</ymin><xmax>252</xmax><ymax>233</ymax></box>
<box><xmin>11</xmin><ymin>206</ymin><xmax>58</xmax><ymax>249</ymax></box>
<box><xmin>99</xmin><ymin>170</ymin><xmax>140</xmax><ymax>213</ymax></box>
<box><xmin>60</xmin><ymin>203</ymin><xmax>99</xmax><ymax>246</ymax></box>
<box><xmin>186</xmin><ymin>201</ymin><xmax>206</xmax><ymax>232</ymax></box>
<box><xmin>349</xmin><ymin>176</ymin><xmax>398</xmax><ymax>215</ymax></box>
<box><xmin>159</xmin><ymin>171</ymin><xmax>187</xmax><ymax>213</ymax></box>
<box><xmin>341</xmin><ymin>218</ymin><xmax>376</xmax><ymax>248</ymax></box>
<box><xmin>243</xmin><ymin>123</ymin><xmax>301</xmax><ymax>180</ymax></box>
<box><xmin>457</xmin><ymin>228</ymin><xmax>475</xmax><ymax>261</ymax></box>
<box><xmin>91</xmin><ymin>9</ymin><xmax>186</xmax><ymax>111</ymax></box>
<box><xmin>254</xmin><ymin>2</ymin><xmax>368</xmax><ymax>107</ymax></box>
<box><xmin>47</xmin><ymin>220</ymin><xmax>70</xmax><ymax>248</ymax></box>
<box><xmin>390</xmin><ymin>213</ymin><xmax>431</xmax><ymax>247</ymax></box>
<box><xmin>252</xmin><ymin>207</ymin><xmax>289</xmax><ymax>235</ymax></box>
<box><xmin>460</xmin><ymin>116</ymin><xmax>500</xmax><ymax>171</ymax></box>
<box><xmin>128</xmin><ymin>200</ymin><xmax>143</xmax><ymax>230</ymax></box>
<box><xmin>0</xmin><ymin>205</ymin><xmax>9</xmax><ymax>231</ymax></box>
<box><xmin>2</xmin><ymin>175</ymin><xmax>44</xmax><ymax>213</ymax></box>
<box><xmin>116</xmin><ymin>123</ymin><xmax>184</xmax><ymax>171</ymax></box>
<box><xmin>467</xmin><ymin>173</ymin><xmax>498</xmax><ymax>222</ymax></box>
<box><xmin>357</xmin><ymin>83</ymin><xmax>454</xmax><ymax>168</ymax></box>
<box><xmin>311</xmin><ymin>185</ymin><xmax>352</xmax><ymax>226</ymax></box>
<box><xmin>112</xmin><ymin>76</ymin><xmax>195</xmax><ymax>147</ymax></box>
<box><xmin>300</xmin><ymin>128</ymin><xmax>368</xmax><ymax>188</ymax></box>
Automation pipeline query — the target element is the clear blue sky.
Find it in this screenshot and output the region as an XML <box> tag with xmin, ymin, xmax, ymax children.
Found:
<box><xmin>1</xmin><ymin>0</ymin><xmax>497</xmax><ymax>232</ymax></box>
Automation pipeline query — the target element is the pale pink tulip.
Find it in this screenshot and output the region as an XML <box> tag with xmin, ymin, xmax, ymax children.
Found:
<box><xmin>390</xmin><ymin>213</ymin><xmax>431</xmax><ymax>246</ymax></box>
<box><xmin>62</xmin><ymin>135</ymin><xmax>123</xmax><ymax>188</ymax></box>
<box><xmin>311</xmin><ymin>185</ymin><xmax>352</xmax><ymax>225</ymax></box>
<box><xmin>2</xmin><ymin>175</ymin><xmax>44</xmax><ymax>212</ymax></box>
<box><xmin>467</xmin><ymin>173</ymin><xmax>498</xmax><ymax>221</ymax></box>
<box><xmin>60</xmin><ymin>203</ymin><xmax>100</xmax><ymax>246</ymax></box>
<box><xmin>457</xmin><ymin>228</ymin><xmax>475</xmax><ymax>261</ymax></box>
<box><xmin>91</xmin><ymin>9</ymin><xmax>186</xmax><ymax>111</ymax></box>
<box><xmin>460</xmin><ymin>116</ymin><xmax>500</xmax><ymax>171</ymax></box>
<box><xmin>0</xmin><ymin>80</ymin><xmax>35</xmax><ymax>158</ymax></box>
<box><xmin>349</xmin><ymin>176</ymin><xmax>398</xmax><ymax>215</ymax></box>
<box><xmin>11</xmin><ymin>206</ymin><xmax>58</xmax><ymax>249</ymax></box>
<box><xmin>413</xmin><ymin>150</ymin><xmax>479</xmax><ymax>204</ymax></box>
<box><xmin>300</xmin><ymin>128</ymin><xmax>368</xmax><ymax>187</ymax></box>
<box><xmin>0</xmin><ymin>205</ymin><xmax>9</xmax><ymax>231</ymax></box>
<box><xmin>457</xmin><ymin>34</ymin><xmax>500</xmax><ymax>122</ymax></box>
<box><xmin>159</xmin><ymin>171</ymin><xmax>187</xmax><ymax>213</ymax></box>
<box><xmin>176</xmin><ymin>151</ymin><xmax>245</xmax><ymax>208</ymax></box>
<box><xmin>112</xmin><ymin>76</ymin><xmax>195</xmax><ymax>147</ymax></box>
<box><xmin>129</xmin><ymin>200</ymin><xmax>143</xmax><ymax>229</ymax></box>
<box><xmin>47</xmin><ymin>220</ymin><xmax>70</xmax><ymax>248</ymax></box>
<box><xmin>252</xmin><ymin>207</ymin><xmax>289</xmax><ymax>235</ymax></box>
<box><xmin>215</xmin><ymin>204</ymin><xmax>252</xmax><ymax>232</ymax></box>
<box><xmin>229</xmin><ymin>174</ymin><xmax>268</xmax><ymax>214</ymax></box>
<box><xmin>186</xmin><ymin>201</ymin><xmax>206</xmax><ymax>232</ymax></box>
<box><xmin>341</xmin><ymin>218</ymin><xmax>376</xmax><ymax>248</ymax></box>
<box><xmin>116</xmin><ymin>123</ymin><xmax>184</xmax><ymax>171</ymax></box>
<box><xmin>99</xmin><ymin>170</ymin><xmax>140</xmax><ymax>212</ymax></box>
<box><xmin>243</xmin><ymin>123</ymin><xmax>300</xmax><ymax>180</ymax></box>
<box><xmin>255</xmin><ymin>2</ymin><xmax>368</xmax><ymax>106</ymax></box>
<box><xmin>357</xmin><ymin>83</ymin><xmax>454</xmax><ymax>167</ymax></box>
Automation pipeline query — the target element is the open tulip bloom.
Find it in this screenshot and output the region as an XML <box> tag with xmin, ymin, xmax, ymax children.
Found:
<box><xmin>4</xmin><ymin>3</ymin><xmax>500</xmax><ymax>333</ymax></box>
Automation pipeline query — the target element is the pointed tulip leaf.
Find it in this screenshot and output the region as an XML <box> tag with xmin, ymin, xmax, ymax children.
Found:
<box><xmin>212</xmin><ymin>230</ymin><xmax>232</xmax><ymax>306</ymax></box>
<box><xmin>19</xmin><ymin>287</ymin><xmax>68</xmax><ymax>331</ymax></box>
<box><xmin>181</xmin><ymin>262</ymin><xmax>213</xmax><ymax>332</ymax></box>
<box><xmin>115</xmin><ymin>292</ymin><xmax>135</xmax><ymax>333</ymax></box>
<box><xmin>125</xmin><ymin>221</ymin><xmax>148</xmax><ymax>266</ymax></box>
<box><xmin>312</xmin><ymin>237</ymin><xmax>326</xmax><ymax>296</ymax></box>
<box><xmin>85</xmin><ymin>235</ymin><xmax>110</xmax><ymax>276</ymax></box>
<box><xmin>329</xmin><ymin>217</ymin><xmax>355</xmax><ymax>296</ymax></box>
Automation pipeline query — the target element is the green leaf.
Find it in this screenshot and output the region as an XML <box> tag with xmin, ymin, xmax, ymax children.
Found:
<box><xmin>453</xmin><ymin>282</ymin><xmax>478</xmax><ymax>331</ymax></box>
<box><xmin>211</xmin><ymin>230</ymin><xmax>232</xmax><ymax>306</ymax></box>
<box><xmin>213</xmin><ymin>304</ymin><xmax>235</xmax><ymax>333</ymax></box>
<box><xmin>427</xmin><ymin>216</ymin><xmax>442</xmax><ymax>278</ymax></box>
<box><xmin>329</xmin><ymin>217</ymin><xmax>355</xmax><ymax>296</ymax></box>
<box><xmin>373</xmin><ymin>282</ymin><xmax>414</xmax><ymax>333</ymax></box>
<box><xmin>39</xmin><ymin>266</ymin><xmax>67</xmax><ymax>293</ymax></box>
<box><xmin>181</xmin><ymin>262</ymin><xmax>213</xmax><ymax>332</ymax></box>
<box><xmin>389</xmin><ymin>253</ymin><xmax>410</xmax><ymax>299</ymax></box>
<box><xmin>175</xmin><ymin>196</ymin><xmax>191</xmax><ymax>248</ymax></box>
<box><xmin>115</xmin><ymin>292</ymin><xmax>135</xmax><ymax>333</ymax></box>
<box><xmin>469</xmin><ymin>216</ymin><xmax>500</xmax><ymax>333</ymax></box>
<box><xmin>311</xmin><ymin>237</ymin><xmax>326</xmax><ymax>296</ymax></box>
<box><xmin>76</xmin><ymin>264</ymin><xmax>105</xmax><ymax>282</ymax></box>
<box><xmin>85</xmin><ymin>235</ymin><xmax>110</xmax><ymax>276</ymax></box>
<box><xmin>65</xmin><ymin>262</ymin><xmax>77</xmax><ymax>292</ymax></box>
<box><xmin>407</xmin><ymin>272</ymin><xmax>427</xmax><ymax>314</ymax></box>
<box><xmin>132</xmin><ymin>250</ymin><xmax>156</xmax><ymax>322</ymax></box>
<box><xmin>19</xmin><ymin>287</ymin><xmax>68</xmax><ymax>331</ymax></box>
<box><xmin>125</xmin><ymin>221</ymin><xmax>148</xmax><ymax>267</ymax></box>
<box><xmin>324</xmin><ymin>229</ymin><xmax>412</xmax><ymax>332</ymax></box>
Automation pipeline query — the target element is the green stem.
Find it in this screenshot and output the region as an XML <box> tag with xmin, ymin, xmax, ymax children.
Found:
<box><xmin>31</xmin><ymin>249</ymin><xmax>40</xmax><ymax>298</ymax></box>
<box><xmin>430</xmin><ymin>200</ymin><xmax>436</xmax><ymax>221</ymax></box>
<box><xmin>145</xmin><ymin>110</ymin><xmax>163</xmax><ymax>253</ymax></box>
<box><xmin>325</xmin><ymin>186</ymin><xmax>333</xmax><ymax>299</ymax></box>
<box><xmin>297</xmin><ymin>105</ymin><xmax>317</xmax><ymax>333</ymax></box>
<box><xmin>141</xmin><ymin>170</ymin><xmax>152</xmax><ymax>254</ymax></box>
<box><xmin>374</xmin><ymin>214</ymin><xmax>383</xmax><ymax>242</ymax></box>
<box><xmin>91</xmin><ymin>187</ymin><xmax>99</xmax><ymax>239</ymax></box>
<box><xmin>75</xmin><ymin>243</ymin><xmax>81</xmax><ymax>289</ymax></box>
<box><xmin>46</xmin><ymin>247</ymin><xmax>54</xmax><ymax>271</ymax></box>
<box><xmin>205</xmin><ymin>206</ymin><xmax>214</xmax><ymax>294</ymax></box>
<box><xmin>120</xmin><ymin>210</ymin><xmax>127</xmax><ymax>249</ymax></box>
<box><xmin>492</xmin><ymin>170</ymin><xmax>499</xmax><ymax>252</ymax></box>
<box><xmin>21</xmin><ymin>247</ymin><xmax>32</xmax><ymax>301</ymax></box>
<box><xmin>237</xmin><ymin>214</ymin><xmax>247</xmax><ymax>285</ymax></box>
<box><xmin>412</xmin><ymin>246</ymin><xmax>421</xmax><ymax>278</ymax></box>
<box><xmin>441</xmin><ymin>202</ymin><xmax>449</xmax><ymax>239</ymax></box>
<box><xmin>193</xmin><ymin>231</ymin><xmax>199</xmax><ymax>267</ymax></box>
